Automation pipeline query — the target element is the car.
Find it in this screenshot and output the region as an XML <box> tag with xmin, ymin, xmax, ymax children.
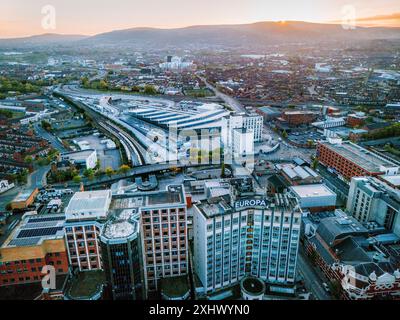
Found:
<box><xmin>322</xmin><ymin>283</ymin><xmax>331</xmax><ymax>293</ymax></box>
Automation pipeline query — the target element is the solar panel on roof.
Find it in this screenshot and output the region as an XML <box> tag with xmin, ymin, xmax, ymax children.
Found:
<box><xmin>28</xmin><ymin>216</ymin><xmax>65</xmax><ymax>223</ymax></box>
<box><xmin>17</xmin><ymin>227</ymin><xmax>64</xmax><ymax>239</ymax></box>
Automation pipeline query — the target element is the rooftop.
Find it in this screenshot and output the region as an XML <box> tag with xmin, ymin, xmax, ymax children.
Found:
<box><xmin>290</xmin><ymin>184</ymin><xmax>336</xmax><ymax>199</ymax></box>
<box><xmin>102</xmin><ymin>209</ymin><xmax>140</xmax><ymax>240</ymax></box>
<box><xmin>111</xmin><ymin>185</ymin><xmax>185</xmax><ymax>210</ymax></box>
<box><xmin>160</xmin><ymin>276</ymin><xmax>190</xmax><ymax>299</ymax></box>
<box><xmin>2</xmin><ymin>213</ymin><xmax>65</xmax><ymax>248</ymax></box>
<box><xmin>320</xmin><ymin>140</ymin><xmax>398</xmax><ymax>173</ymax></box>
<box><xmin>65</xmin><ymin>190</ymin><xmax>112</xmax><ymax>221</ymax></box>
<box><xmin>68</xmin><ymin>270</ymin><xmax>105</xmax><ymax>300</ymax></box>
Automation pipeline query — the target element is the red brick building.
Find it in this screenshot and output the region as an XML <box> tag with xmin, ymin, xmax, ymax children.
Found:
<box><xmin>280</xmin><ymin>111</ymin><xmax>318</xmax><ymax>126</ymax></box>
<box><xmin>317</xmin><ymin>139</ymin><xmax>399</xmax><ymax>181</ymax></box>
<box><xmin>0</xmin><ymin>214</ymin><xmax>68</xmax><ymax>287</ymax></box>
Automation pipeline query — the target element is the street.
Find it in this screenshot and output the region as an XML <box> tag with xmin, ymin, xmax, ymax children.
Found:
<box><xmin>297</xmin><ymin>245</ymin><xmax>332</xmax><ymax>300</ymax></box>
<box><xmin>33</xmin><ymin>122</ymin><xmax>68</xmax><ymax>153</ymax></box>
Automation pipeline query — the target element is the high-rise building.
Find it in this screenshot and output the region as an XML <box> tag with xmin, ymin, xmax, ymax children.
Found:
<box><xmin>100</xmin><ymin>209</ymin><xmax>144</xmax><ymax>300</ymax></box>
<box><xmin>193</xmin><ymin>182</ymin><xmax>301</xmax><ymax>294</ymax></box>
<box><xmin>109</xmin><ymin>185</ymin><xmax>188</xmax><ymax>297</ymax></box>
<box><xmin>64</xmin><ymin>190</ymin><xmax>113</xmax><ymax>271</ymax></box>
<box><xmin>347</xmin><ymin>177</ymin><xmax>400</xmax><ymax>236</ymax></box>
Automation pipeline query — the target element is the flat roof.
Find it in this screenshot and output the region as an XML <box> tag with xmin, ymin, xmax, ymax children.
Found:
<box><xmin>65</xmin><ymin>190</ymin><xmax>112</xmax><ymax>220</ymax></box>
<box><xmin>320</xmin><ymin>141</ymin><xmax>398</xmax><ymax>173</ymax></box>
<box><xmin>111</xmin><ymin>185</ymin><xmax>185</xmax><ymax>210</ymax></box>
<box><xmin>68</xmin><ymin>270</ymin><xmax>105</xmax><ymax>299</ymax></box>
<box><xmin>3</xmin><ymin>214</ymin><xmax>65</xmax><ymax>248</ymax></box>
<box><xmin>290</xmin><ymin>184</ymin><xmax>336</xmax><ymax>199</ymax></box>
<box><xmin>380</xmin><ymin>175</ymin><xmax>400</xmax><ymax>187</ymax></box>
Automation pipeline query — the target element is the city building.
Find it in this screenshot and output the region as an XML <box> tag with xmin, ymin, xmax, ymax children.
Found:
<box><xmin>277</xmin><ymin>111</ymin><xmax>318</xmax><ymax>127</ymax></box>
<box><xmin>347</xmin><ymin>177</ymin><xmax>400</xmax><ymax>236</ymax></box>
<box><xmin>64</xmin><ymin>190</ymin><xmax>113</xmax><ymax>271</ymax></box>
<box><xmin>243</xmin><ymin>114</ymin><xmax>263</xmax><ymax>143</ymax></box>
<box><xmin>312</xmin><ymin>117</ymin><xmax>346</xmax><ymax>130</ymax></box>
<box><xmin>193</xmin><ymin>181</ymin><xmax>301</xmax><ymax>294</ymax></box>
<box><xmin>347</xmin><ymin>112</ymin><xmax>368</xmax><ymax>128</ymax></box>
<box><xmin>61</xmin><ymin>149</ymin><xmax>98</xmax><ymax>170</ymax></box>
<box><xmin>317</xmin><ymin>138</ymin><xmax>399</xmax><ymax>181</ymax></box>
<box><xmin>304</xmin><ymin>210</ymin><xmax>400</xmax><ymax>300</ymax></box>
<box><xmin>255</xmin><ymin>106</ymin><xmax>282</xmax><ymax>123</ymax></box>
<box><xmin>0</xmin><ymin>213</ymin><xmax>68</xmax><ymax>287</ymax></box>
<box><xmin>232</xmin><ymin>128</ymin><xmax>254</xmax><ymax>160</ymax></box>
<box><xmin>100</xmin><ymin>209</ymin><xmax>144</xmax><ymax>300</ymax></box>
<box><xmin>289</xmin><ymin>184</ymin><xmax>337</xmax><ymax>213</ymax></box>
<box><xmin>11</xmin><ymin>188</ymin><xmax>39</xmax><ymax>211</ymax></box>
<box><xmin>0</xmin><ymin>180</ymin><xmax>14</xmax><ymax>194</ymax></box>
<box><xmin>110</xmin><ymin>185</ymin><xmax>188</xmax><ymax>297</ymax></box>
<box><xmin>276</xmin><ymin>163</ymin><xmax>322</xmax><ymax>186</ymax></box>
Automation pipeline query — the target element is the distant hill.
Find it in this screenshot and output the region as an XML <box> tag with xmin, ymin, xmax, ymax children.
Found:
<box><xmin>84</xmin><ymin>21</ymin><xmax>400</xmax><ymax>48</ymax></box>
<box><xmin>0</xmin><ymin>33</ymin><xmax>88</xmax><ymax>47</ymax></box>
<box><xmin>1</xmin><ymin>22</ymin><xmax>400</xmax><ymax>49</ymax></box>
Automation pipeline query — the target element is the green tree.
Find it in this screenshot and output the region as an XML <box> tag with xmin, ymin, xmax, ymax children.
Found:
<box><xmin>282</xmin><ymin>130</ymin><xmax>288</xmax><ymax>139</ymax></box>
<box><xmin>73</xmin><ymin>175</ymin><xmax>82</xmax><ymax>183</ymax></box>
<box><xmin>118</xmin><ymin>165</ymin><xmax>130</xmax><ymax>176</ymax></box>
<box><xmin>311</xmin><ymin>157</ymin><xmax>319</xmax><ymax>170</ymax></box>
<box><xmin>105</xmin><ymin>167</ymin><xmax>114</xmax><ymax>177</ymax></box>
<box><xmin>144</xmin><ymin>85</ymin><xmax>157</xmax><ymax>95</ymax></box>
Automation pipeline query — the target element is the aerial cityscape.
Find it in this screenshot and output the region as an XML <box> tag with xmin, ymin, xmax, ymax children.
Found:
<box><xmin>1</xmin><ymin>0</ymin><xmax>400</xmax><ymax>305</ymax></box>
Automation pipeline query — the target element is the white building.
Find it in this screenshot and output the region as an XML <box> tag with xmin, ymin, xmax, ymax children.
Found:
<box><xmin>224</xmin><ymin>114</ymin><xmax>263</xmax><ymax>146</ymax></box>
<box><xmin>64</xmin><ymin>190</ymin><xmax>113</xmax><ymax>271</ymax></box>
<box><xmin>290</xmin><ymin>184</ymin><xmax>337</xmax><ymax>211</ymax></box>
<box><xmin>312</xmin><ymin>117</ymin><xmax>346</xmax><ymax>130</ymax></box>
<box><xmin>61</xmin><ymin>149</ymin><xmax>98</xmax><ymax>170</ymax></box>
<box><xmin>193</xmin><ymin>188</ymin><xmax>301</xmax><ymax>294</ymax></box>
<box><xmin>232</xmin><ymin>128</ymin><xmax>254</xmax><ymax>160</ymax></box>
<box><xmin>0</xmin><ymin>180</ymin><xmax>14</xmax><ymax>194</ymax></box>
<box><xmin>347</xmin><ymin>177</ymin><xmax>400</xmax><ymax>236</ymax></box>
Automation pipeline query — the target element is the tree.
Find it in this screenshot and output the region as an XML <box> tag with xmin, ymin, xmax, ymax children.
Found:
<box><xmin>311</xmin><ymin>157</ymin><xmax>319</xmax><ymax>170</ymax></box>
<box><xmin>144</xmin><ymin>85</ymin><xmax>157</xmax><ymax>95</ymax></box>
<box><xmin>24</xmin><ymin>156</ymin><xmax>33</xmax><ymax>164</ymax></box>
<box><xmin>282</xmin><ymin>130</ymin><xmax>288</xmax><ymax>139</ymax></box>
<box><xmin>105</xmin><ymin>167</ymin><xmax>114</xmax><ymax>177</ymax></box>
<box><xmin>83</xmin><ymin>169</ymin><xmax>94</xmax><ymax>178</ymax></box>
<box><xmin>73</xmin><ymin>175</ymin><xmax>82</xmax><ymax>183</ymax></box>
<box><xmin>221</xmin><ymin>162</ymin><xmax>226</xmax><ymax>178</ymax></box>
<box><xmin>41</xmin><ymin>120</ymin><xmax>52</xmax><ymax>132</ymax></box>
<box><xmin>119</xmin><ymin>165</ymin><xmax>130</xmax><ymax>175</ymax></box>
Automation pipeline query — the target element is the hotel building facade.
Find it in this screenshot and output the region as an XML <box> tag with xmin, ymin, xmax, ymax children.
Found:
<box><xmin>193</xmin><ymin>188</ymin><xmax>301</xmax><ymax>294</ymax></box>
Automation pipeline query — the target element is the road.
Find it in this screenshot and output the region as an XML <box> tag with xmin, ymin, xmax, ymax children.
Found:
<box><xmin>33</xmin><ymin>123</ymin><xmax>68</xmax><ymax>153</ymax></box>
<box><xmin>0</xmin><ymin>165</ymin><xmax>50</xmax><ymax>211</ymax></box>
<box><xmin>198</xmin><ymin>76</ymin><xmax>246</xmax><ymax>114</ymax></box>
<box><xmin>297</xmin><ymin>246</ymin><xmax>332</xmax><ymax>300</ymax></box>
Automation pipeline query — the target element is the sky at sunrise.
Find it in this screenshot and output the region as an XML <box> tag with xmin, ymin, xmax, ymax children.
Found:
<box><xmin>1</xmin><ymin>0</ymin><xmax>400</xmax><ymax>38</ymax></box>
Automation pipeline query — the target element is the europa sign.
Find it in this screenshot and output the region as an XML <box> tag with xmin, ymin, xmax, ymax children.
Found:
<box><xmin>234</xmin><ymin>199</ymin><xmax>268</xmax><ymax>210</ymax></box>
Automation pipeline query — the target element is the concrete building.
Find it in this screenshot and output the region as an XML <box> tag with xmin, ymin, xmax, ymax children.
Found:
<box><xmin>289</xmin><ymin>184</ymin><xmax>337</xmax><ymax>213</ymax></box>
<box><xmin>0</xmin><ymin>214</ymin><xmax>68</xmax><ymax>287</ymax></box>
<box><xmin>61</xmin><ymin>149</ymin><xmax>98</xmax><ymax>170</ymax></box>
<box><xmin>100</xmin><ymin>210</ymin><xmax>144</xmax><ymax>300</ymax></box>
<box><xmin>317</xmin><ymin>138</ymin><xmax>399</xmax><ymax>181</ymax></box>
<box><xmin>110</xmin><ymin>185</ymin><xmax>188</xmax><ymax>297</ymax></box>
<box><xmin>232</xmin><ymin>128</ymin><xmax>254</xmax><ymax>160</ymax></box>
<box><xmin>193</xmin><ymin>182</ymin><xmax>301</xmax><ymax>294</ymax></box>
<box><xmin>64</xmin><ymin>190</ymin><xmax>113</xmax><ymax>271</ymax></box>
<box><xmin>347</xmin><ymin>177</ymin><xmax>400</xmax><ymax>236</ymax></box>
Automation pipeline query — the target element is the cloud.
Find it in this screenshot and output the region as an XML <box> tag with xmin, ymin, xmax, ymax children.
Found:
<box><xmin>356</xmin><ymin>12</ymin><xmax>400</xmax><ymax>23</ymax></box>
